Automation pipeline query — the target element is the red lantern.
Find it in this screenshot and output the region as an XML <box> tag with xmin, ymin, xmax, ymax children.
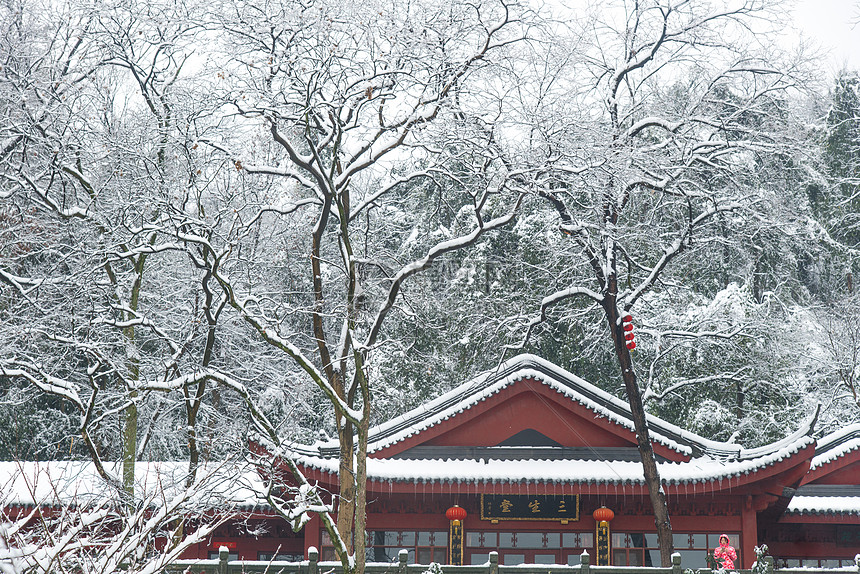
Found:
<box><xmin>622</xmin><ymin>312</ymin><xmax>636</xmax><ymax>350</ymax></box>
<box><xmin>446</xmin><ymin>505</ymin><xmax>467</xmax><ymax>523</ymax></box>
<box><xmin>592</xmin><ymin>506</ymin><xmax>615</xmax><ymax>523</ymax></box>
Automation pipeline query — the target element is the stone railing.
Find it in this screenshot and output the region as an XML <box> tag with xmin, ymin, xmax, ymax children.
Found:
<box><xmin>166</xmin><ymin>548</ymin><xmax>860</xmax><ymax>574</ymax></box>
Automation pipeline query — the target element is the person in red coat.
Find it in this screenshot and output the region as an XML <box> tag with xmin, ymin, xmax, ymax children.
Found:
<box><xmin>713</xmin><ymin>534</ymin><xmax>738</xmax><ymax>570</ymax></box>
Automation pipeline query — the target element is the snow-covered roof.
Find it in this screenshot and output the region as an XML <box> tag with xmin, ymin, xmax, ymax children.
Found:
<box><xmin>810</xmin><ymin>423</ymin><xmax>860</xmax><ymax>471</ymax></box>
<box><xmin>292</xmin><ymin>425</ymin><xmax>814</xmax><ymax>487</ymax></box>
<box><xmin>782</xmin><ymin>426</ymin><xmax>860</xmax><ymax>516</ymax></box>
<box><xmin>786</xmin><ymin>496</ymin><xmax>860</xmax><ymax>516</ymax></box>
<box><xmin>0</xmin><ymin>461</ymin><xmax>266</xmax><ymax>510</ymax></box>
<box><xmin>305</xmin><ymin>354</ymin><xmax>816</xmax><ymax>464</ymax></box>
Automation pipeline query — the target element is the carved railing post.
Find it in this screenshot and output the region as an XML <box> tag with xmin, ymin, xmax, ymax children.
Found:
<box><xmin>308</xmin><ymin>546</ymin><xmax>320</xmax><ymax>574</ymax></box>
<box><xmin>218</xmin><ymin>546</ymin><xmax>229</xmax><ymax>574</ymax></box>
<box><xmin>671</xmin><ymin>552</ymin><xmax>682</xmax><ymax>574</ymax></box>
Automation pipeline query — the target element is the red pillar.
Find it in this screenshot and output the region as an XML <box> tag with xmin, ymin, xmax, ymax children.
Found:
<box><xmin>741</xmin><ymin>495</ymin><xmax>758</xmax><ymax>568</ymax></box>
<box><xmin>306</xmin><ymin>513</ymin><xmax>322</xmax><ymax>558</ymax></box>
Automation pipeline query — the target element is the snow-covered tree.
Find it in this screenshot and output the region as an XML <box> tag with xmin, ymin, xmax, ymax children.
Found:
<box><xmin>1</xmin><ymin>1</ymin><xmax>532</xmax><ymax>573</ymax></box>
<box><xmin>5</xmin><ymin>0</ymin><xmax>857</xmax><ymax>571</ymax></box>
<box><xmin>0</xmin><ymin>461</ymin><xmax>241</xmax><ymax>574</ymax></box>
<box><xmin>191</xmin><ymin>1</ymin><xmax>530</xmax><ymax>570</ymax></box>
<box><xmin>506</xmin><ymin>0</ymin><xmax>815</xmax><ymax>564</ymax></box>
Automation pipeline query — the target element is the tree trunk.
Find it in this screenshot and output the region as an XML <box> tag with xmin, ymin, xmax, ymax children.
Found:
<box><xmin>337</xmin><ymin>417</ymin><xmax>356</xmax><ymax>554</ymax></box>
<box><xmin>122</xmin><ymin>389</ymin><xmax>138</xmax><ymax>500</ymax></box>
<box><xmin>605</xmin><ymin>300</ymin><xmax>674</xmax><ymax>566</ymax></box>
<box><xmin>354</xmin><ymin>403</ymin><xmax>370</xmax><ymax>574</ymax></box>
<box><xmin>735</xmin><ymin>381</ymin><xmax>744</xmax><ymax>424</ymax></box>
<box><xmin>121</xmin><ymin>252</ymin><xmax>148</xmax><ymax>502</ymax></box>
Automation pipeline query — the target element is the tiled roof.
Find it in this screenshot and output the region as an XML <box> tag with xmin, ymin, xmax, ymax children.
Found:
<box><xmin>304</xmin><ymin>354</ymin><xmax>817</xmax><ymax>465</ymax></box>
<box><xmin>810</xmin><ymin>423</ymin><xmax>860</xmax><ymax>470</ymax></box>
<box><xmin>290</xmin><ymin>431</ymin><xmax>814</xmax><ymax>487</ymax></box>
<box><xmin>786</xmin><ymin>496</ymin><xmax>860</xmax><ymax>516</ymax></box>
<box><xmin>784</xmin><ymin>426</ymin><xmax>860</xmax><ymax>516</ymax></box>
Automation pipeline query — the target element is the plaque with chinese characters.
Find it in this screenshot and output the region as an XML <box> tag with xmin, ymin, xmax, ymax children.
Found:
<box><xmin>595</xmin><ymin>522</ymin><xmax>611</xmax><ymax>565</ymax></box>
<box><xmin>479</xmin><ymin>495</ymin><xmax>579</xmax><ymax>521</ymax></box>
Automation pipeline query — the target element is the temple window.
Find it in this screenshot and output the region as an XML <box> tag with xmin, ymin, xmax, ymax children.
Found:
<box><xmin>465</xmin><ymin>530</ymin><xmax>594</xmax><ymax>565</ymax></box>
<box><xmin>320</xmin><ymin>529</ymin><xmax>447</xmax><ymax>563</ymax></box>
<box><xmin>611</xmin><ymin>532</ymin><xmax>739</xmax><ymax>568</ymax></box>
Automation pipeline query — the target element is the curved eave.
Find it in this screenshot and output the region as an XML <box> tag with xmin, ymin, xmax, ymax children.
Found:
<box><xmin>802</xmin><ymin>425</ymin><xmax>860</xmax><ymax>485</ymax></box>
<box><xmin>314</xmin><ymin>354</ymin><xmax>706</xmax><ymax>455</ymax></box>
<box><xmin>358</xmin><ymin>369</ymin><xmax>692</xmax><ymax>459</ymax></box>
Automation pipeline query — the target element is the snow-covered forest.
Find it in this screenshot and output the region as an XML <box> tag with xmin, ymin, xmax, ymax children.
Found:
<box><xmin>1</xmin><ymin>0</ymin><xmax>858</xmax><ymax>570</ymax></box>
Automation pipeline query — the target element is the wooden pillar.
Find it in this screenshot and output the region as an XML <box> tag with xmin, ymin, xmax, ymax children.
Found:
<box><xmin>741</xmin><ymin>495</ymin><xmax>758</xmax><ymax>569</ymax></box>
<box><xmin>446</xmin><ymin>505</ymin><xmax>466</xmax><ymax>565</ymax></box>
<box><xmin>595</xmin><ymin>521</ymin><xmax>611</xmax><ymax>565</ymax></box>
<box><xmin>305</xmin><ymin>512</ymin><xmax>322</xmax><ymax>559</ymax></box>
<box><xmin>593</xmin><ymin>506</ymin><xmax>615</xmax><ymax>566</ymax></box>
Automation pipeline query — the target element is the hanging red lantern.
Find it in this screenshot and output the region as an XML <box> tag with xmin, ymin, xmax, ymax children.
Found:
<box><xmin>446</xmin><ymin>505</ymin><xmax>467</xmax><ymax>524</ymax></box>
<box><xmin>622</xmin><ymin>312</ymin><xmax>636</xmax><ymax>350</ymax></box>
<box><xmin>592</xmin><ymin>506</ymin><xmax>615</xmax><ymax>523</ymax></box>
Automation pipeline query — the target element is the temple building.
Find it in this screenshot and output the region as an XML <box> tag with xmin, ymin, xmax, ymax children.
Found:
<box><xmin>5</xmin><ymin>355</ymin><xmax>859</xmax><ymax>567</ymax></box>
<box><xmin>249</xmin><ymin>354</ymin><xmax>859</xmax><ymax>569</ymax></box>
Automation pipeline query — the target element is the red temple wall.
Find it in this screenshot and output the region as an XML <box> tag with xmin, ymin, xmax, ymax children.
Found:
<box><xmin>423</xmin><ymin>386</ymin><xmax>635</xmax><ymax>449</ymax></box>
<box><xmin>764</xmin><ymin>522</ymin><xmax>860</xmax><ymax>564</ymax></box>
<box><xmin>811</xmin><ymin>461</ymin><xmax>860</xmax><ymax>485</ymax></box>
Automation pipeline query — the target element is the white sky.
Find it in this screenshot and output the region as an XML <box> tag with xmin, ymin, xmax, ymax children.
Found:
<box><xmin>789</xmin><ymin>0</ymin><xmax>860</xmax><ymax>74</ymax></box>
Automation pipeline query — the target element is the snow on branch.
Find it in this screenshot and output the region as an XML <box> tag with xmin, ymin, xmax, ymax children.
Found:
<box><xmin>644</xmin><ymin>367</ymin><xmax>752</xmax><ymax>403</ymax></box>
<box><xmin>658</xmin><ymin>326</ymin><xmax>751</xmax><ymax>341</ymax></box>
<box><xmin>9</xmin><ymin>173</ymin><xmax>89</xmax><ymax>219</ymax></box>
<box><xmin>511</xmin><ymin>286</ymin><xmax>604</xmax><ymax>352</ymax></box>
<box><xmin>625</xmin><ymin>117</ymin><xmax>683</xmax><ymax>139</ymax></box>
<box><xmin>348</xmin><ymin>170</ymin><xmax>438</xmax><ymax>221</ymax></box>
<box><xmin>212</xmin><ymin>276</ymin><xmax>365</xmax><ymax>424</ymax></box>
<box><xmin>804</xmin><ymin>216</ymin><xmax>860</xmax><ymax>258</ymax></box>
<box><xmin>362</xmin><ymin>193</ymin><xmax>525</xmax><ymax>349</ymax></box>
<box><xmin>0</xmin><ymin>461</ymin><xmax>235</xmax><ymax>574</ymax></box>
<box><xmin>0</xmin><ymin>363</ymin><xmax>84</xmax><ymax>411</ymax></box>
<box><xmin>621</xmin><ymin>201</ymin><xmax>742</xmax><ymax>307</ymax></box>
<box><xmin>0</xmin><ymin>268</ymin><xmax>64</xmax><ymax>309</ymax></box>
<box><xmin>239</xmin><ymin>164</ymin><xmax>321</xmax><ymax>193</ymax></box>
<box><xmin>109</xmin><ymin>242</ymin><xmax>186</xmax><ymax>260</ymax></box>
